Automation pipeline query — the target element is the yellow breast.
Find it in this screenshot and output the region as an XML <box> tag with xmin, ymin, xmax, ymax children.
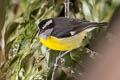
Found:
<box><xmin>40</xmin><ymin>31</ymin><xmax>87</xmax><ymax>51</ymax></box>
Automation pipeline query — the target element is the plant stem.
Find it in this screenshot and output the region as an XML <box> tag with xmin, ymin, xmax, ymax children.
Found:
<box><xmin>51</xmin><ymin>50</ymin><xmax>71</xmax><ymax>80</ymax></box>
<box><xmin>64</xmin><ymin>0</ymin><xmax>70</xmax><ymax>18</ymax></box>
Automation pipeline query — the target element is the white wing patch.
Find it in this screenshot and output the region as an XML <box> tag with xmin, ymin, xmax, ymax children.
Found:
<box><xmin>42</xmin><ymin>20</ymin><xmax>53</xmax><ymax>29</ymax></box>
<box><xmin>70</xmin><ymin>31</ymin><xmax>76</xmax><ymax>36</ymax></box>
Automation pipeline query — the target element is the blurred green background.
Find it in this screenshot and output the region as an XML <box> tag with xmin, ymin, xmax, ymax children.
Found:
<box><xmin>0</xmin><ymin>0</ymin><xmax>119</xmax><ymax>80</ymax></box>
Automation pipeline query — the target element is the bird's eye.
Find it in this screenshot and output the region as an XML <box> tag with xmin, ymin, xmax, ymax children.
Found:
<box><xmin>37</xmin><ymin>19</ymin><xmax>54</xmax><ymax>34</ymax></box>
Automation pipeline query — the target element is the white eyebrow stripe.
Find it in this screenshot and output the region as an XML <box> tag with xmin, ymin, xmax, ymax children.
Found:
<box><xmin>42</xmin><ymin>20</ymin><xmax>53</xmax><ymax>29</ymax></box>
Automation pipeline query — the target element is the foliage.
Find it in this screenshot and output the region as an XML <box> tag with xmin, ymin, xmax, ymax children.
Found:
<box><xmin>0</xmin><ymin>0</ymin><xmax>119</xmax><ymax>80</ymax></box>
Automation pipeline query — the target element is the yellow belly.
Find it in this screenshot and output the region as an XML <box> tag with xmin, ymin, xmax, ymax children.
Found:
<box><xmin>40</xmin><ymin>31</ymin><xmax>87</xmax><ymax>51</ymax></box>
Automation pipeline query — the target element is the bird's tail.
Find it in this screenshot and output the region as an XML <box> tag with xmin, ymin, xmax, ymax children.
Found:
<box><xmin>85</xmin><ymin>22</ymin><xmax>108</xmax><ymax>32</ymax></box>
<box><xmin>91</xmin><ymin>22</ymin><xmax>108</xmax><ymax>27</ymax></box>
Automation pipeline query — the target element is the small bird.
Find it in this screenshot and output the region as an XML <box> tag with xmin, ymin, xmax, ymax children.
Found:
<box><xmin>36</xmin><ymin>17</ymin><xmax>107</xmax><ymax>51</ymax></box>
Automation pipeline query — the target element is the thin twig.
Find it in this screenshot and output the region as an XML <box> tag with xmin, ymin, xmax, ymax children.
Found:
<box><xmin>36</xmin><ymin>2</ymin><xmax>48</xmax><ymax>19</ymax></box>
<box><xmin>51</xmin><ymin>50</ymin><xmax>71</xmax><ymax>80</ymax></box>
<box><xmin>60</xmin><ymin>50</ymin><xmax>71</xmax><ymax>58</ymax></box>
<box><xmin>51</xmin><ymin>56</ymin><xmax>60</xmax><ymax>80</ymax></box>
<box><xmin>51</xmin><ymin>1</ymin><xmax>70</xmax><ymax>80</ymax></box>
<box><xmin>64</xmin><ymin>0</ymin><xmax>70</xmax><ymax>18</ymax></box>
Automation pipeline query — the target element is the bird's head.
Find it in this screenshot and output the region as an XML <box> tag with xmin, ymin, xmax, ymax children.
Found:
<box><xmin>36</xmin><ymin>19</ymin><xmax>54</xmax><ymax>39</ymax></box>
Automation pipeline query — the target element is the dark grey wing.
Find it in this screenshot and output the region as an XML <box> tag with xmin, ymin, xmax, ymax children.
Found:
<box><xmin>51</xmin><ymin>17</ymin><xmax>91</xmax><ymax>38</ymax></box>
<box><xmin>51</xmin><ymin>17</ymin><xmax>107</xmax><ymax>38</ymax></box>
<box><xmin>51</xmin><ymin>17</ymin><xmax>74</xmax><ymax>38</ymax></box>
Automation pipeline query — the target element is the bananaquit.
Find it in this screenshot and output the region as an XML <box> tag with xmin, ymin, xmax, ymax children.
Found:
<box><xmin>36</xmin><ymin>17</ymin><xmax>107</xmax><ymax>51</ymax></box>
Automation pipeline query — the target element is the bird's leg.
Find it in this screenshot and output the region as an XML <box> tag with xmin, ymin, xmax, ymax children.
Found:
<box><xmin>47</xmin><ymin>49</ymin><xmax>51</xmax><ymax>52</ymax></box>
<box><xmin>54</xmin><ymin>50</ymin><xmax>71</xmax><ymax>67</ymax></box>
<box><xmin>51</xmin><ymin>50</ymin><xmax>71</xmax><ymax>80</ymax></box>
